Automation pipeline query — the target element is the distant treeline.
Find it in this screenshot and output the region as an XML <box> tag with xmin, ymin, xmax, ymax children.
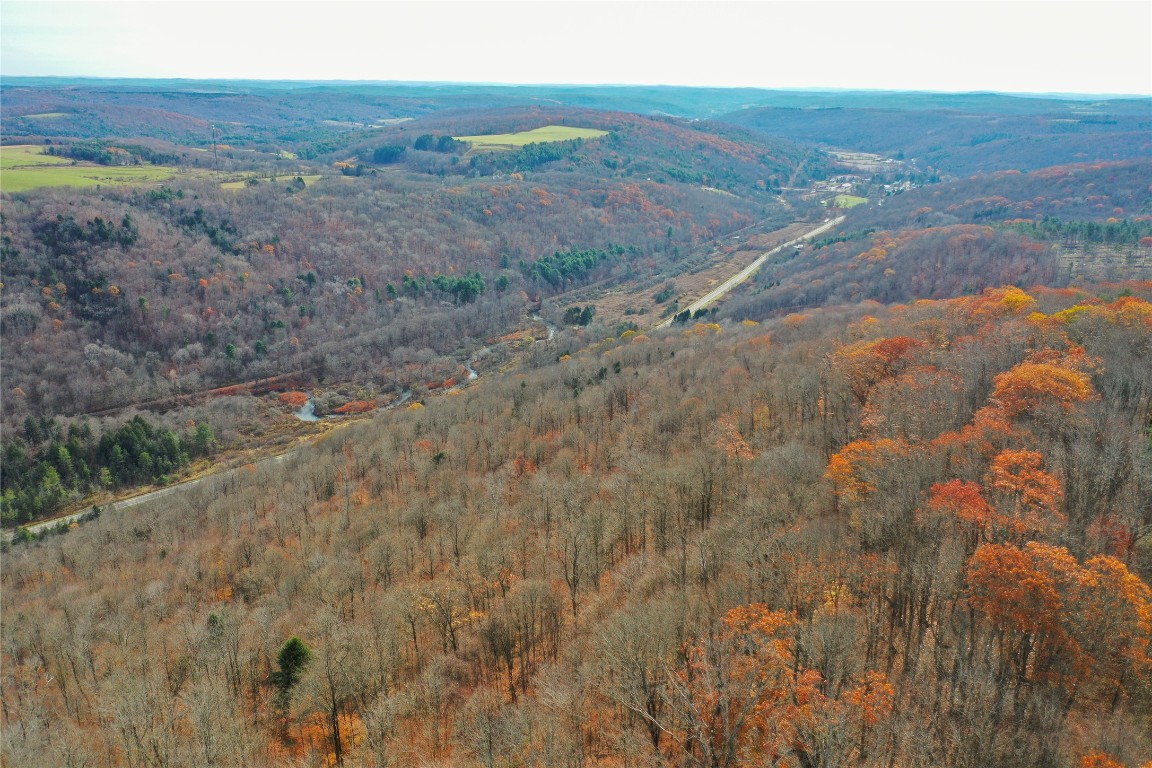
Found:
<box><xmin>469</xmin><ymin>139</ymin><xmax>586</xmax><ymax>175</ymax></box>
<box><xmin>413</xmin><ymin>134</ymin><xmax>465</xmax><ymax>153</ymax></box>
<box><xmin>1000</xmin><ymin>216</ymin><xmax>1152</xmax><ymax>245</ymax></box>
<box><xmin>45</xmin><ymin>141</ymin><xmax>183</xmax><ymax>166</ymax></box>
<box><xmin>524</xmin><ymin>244</ymin><xmax>636</xmax><ymax>287</ymax></box>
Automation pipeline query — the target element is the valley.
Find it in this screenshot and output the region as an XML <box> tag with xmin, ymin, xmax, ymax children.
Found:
<box><xmin>2</xmin><ymin>78</ymin><xmax>1150</xmax><ymax>768</ymax></box>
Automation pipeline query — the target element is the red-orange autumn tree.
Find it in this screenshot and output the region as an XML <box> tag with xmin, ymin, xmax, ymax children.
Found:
<box><xmin>966</xmin><ymin>542</ymin><xmax>1152</xmax><ymax>702</ymax></box>
<box><xmin>983</xmin><ymin>449</ymin><xmax>1066</xmax><ymax>539</ymax></box>
<box><xmin>966</xmin><ymin>541</ymin><xmax>1089</xmax><ymax>687</ymax></box>
<box><xmin>667</xmin><ymin>605</ymin><xmax>821</xmax><ymax>768</ymax></box>
<box><xmin>919</xmin><ymin>479</ymin><xmax>995</xmax><ymax>546</ymax></box>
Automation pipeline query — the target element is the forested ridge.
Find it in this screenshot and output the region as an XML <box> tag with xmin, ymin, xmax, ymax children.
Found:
<box><xmin>1</xmin><ymin>414</ymin><xmax>216</xmax><ymax>528</ymax></box>
<box><xmin>718</xmin><ymin>159</ymin><xmax>1152</xmax><ymax>319</ymax></box>
<box><xmin>3</xmin><ymin>282</ymin><xmax>1150</xmax><ymax>767</ymax></box>
<box><xmin>339</xmin><ymin>107</ymin><xmax>825</xmax><ymax>195</ymax></box>
<box><xmin>720</xmin><ymin>99</ymin><xmax>1152</xmax><ymax>177</ymax></box>
<box><xmin>3</xmin><ymin>82</ymin><xmax>1152</xmax><ymax>767</ymax></box>
<box><xmin>1</xmin><ymin>114</ymin><xmax>810</xmax><ymax>471</ymax></box>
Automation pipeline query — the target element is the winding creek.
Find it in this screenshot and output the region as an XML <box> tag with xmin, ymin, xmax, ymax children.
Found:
<box><xmin>294</xmin><ymin>398</ymin><xmax>320</xmax><ymax>422</ymax></box>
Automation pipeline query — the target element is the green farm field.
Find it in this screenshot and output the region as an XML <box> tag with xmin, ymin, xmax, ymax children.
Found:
<box><xmin>454</xmin><ymin>125</ymin><xmax>609</xmax><ymax>150</ymax></box>
<box><xmin>0</xmin><ymin>145</ymin><xmax>73</xmax><ymax>168</ymax></box>
<box><xmin>832</xmin><ymin>194</ymin><xmax>868</xmax><ymax>208</ymax></box>
<box><xmin>1</xmin><ymin>145</ymin><xmax>184</xmax><ymax>193</ymax></box>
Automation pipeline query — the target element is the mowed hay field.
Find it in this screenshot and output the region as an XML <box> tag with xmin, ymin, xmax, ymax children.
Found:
<box><xmin>454</xmin><ymin>125</ymin><xmax>608</xmax><ymax>151</ymax></box>
<box><xmin>832</xmin><ymin>194</ymin><xmax>868</xmax><ymax>208</ymax></box>
<box><xmin>0</xmin><ymin>145</ymin><xmax>74</xmax><ymax>168</ymax></box>
<box><xmin>0</xmin><ymin>145</ymin><xmax>184</xmax><ymax>193</ymax></box>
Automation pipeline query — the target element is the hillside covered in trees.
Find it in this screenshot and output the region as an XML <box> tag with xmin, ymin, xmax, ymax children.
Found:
<box><xmin>1</xmin><ymin>100</ymin><xmax>826</xmax><ymax>526</ymax></box>
<box><xmin>719</xmin><ymin>95</ymin><xmax>1151</xmax><ymax>177</ymax></box>
<box><xmin>3</xmin><ymin>283</ymin><xmax>1150</xmax><ymax>767</ymax></box>
<box><xmin>717</xmin><ymin>159</ymin><xmax>1152</xmax><ymax>320</ymax></box>
<box><xmin>2</xmin><ymin>80</ymin><xmax>1151</xmax><ymax>768</ymax></box>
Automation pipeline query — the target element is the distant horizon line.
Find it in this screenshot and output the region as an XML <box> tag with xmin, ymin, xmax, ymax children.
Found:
<box><xmin>2</xmin><ymin>75</ymin><xmax>1149</xmax><ymax>100</ymax></box>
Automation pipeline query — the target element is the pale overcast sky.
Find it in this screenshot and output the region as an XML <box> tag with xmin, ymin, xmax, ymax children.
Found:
<box><xmin>2</xmin><ymin>1</ymin><xmax>1150</xmax><ymax>95</ymax></box>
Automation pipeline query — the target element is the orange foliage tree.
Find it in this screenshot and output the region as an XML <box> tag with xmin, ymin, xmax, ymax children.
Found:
<box><xmin>966</xmin><ymin>542</ymin><xmax>1152</xmax><ymax>701</ymax></box>
<box><xmin>842</xmin><ymin>669</ymin><xmax>895</xmax><ymax>758</ymax></box>
<box><xmin>966</xmin><ymin>542</ymin><xmax>1088</xmax><ymax>686</ymax></box>
<box><xmin>990</xmin><ymin>361</ymin><xmax>1095</xmax><ymax>419</ymax></box>
<box><xmin>1080</xmin><ymin>753</ymin><xmax>1125</xmax><ymax>768</ymax></box>
<box><xmin>825</xmin><ymin>439</ymin><xmax>910</xmax><ymax>505</ymax></box>
<box><xmin>667</xmin><ymin>604</ymin><xmax>897</xmax><ymax>767</ymax></box>
<box><xmin>984</xmin><ymin>449</ymin><xmax>1066</xmax><ymax>538</ymax></box>
<box><xmin>1077</xmin><ymin>555</ymin><xmax>1152</xmax><ymax>708</ymax></box>
<box><xmin>832</xmin><ymin>335</ymin><xmax>925</xmax><ymax>404</ymax></box>
<box><xmin>667</xmin><ymin>605</ymin><xmax>821</xmax><ymax>767</ymax></box>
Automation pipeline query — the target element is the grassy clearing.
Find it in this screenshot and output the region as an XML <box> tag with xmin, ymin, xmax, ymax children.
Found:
<box><xmin>1</xmin><ymin>144</ymin><xmax>206</xmax><ymax>192</ymax></box>
<box><xmin>221</xmin><ymin>174</ymin><xmax>322</xmax><ymax>190</ymax></box>
<box><xmin>832</xmin><ymin>194</ymin><xmax>868</xmax><ymax>208</ymax></box>
<box><xmin>454</xmin><ymin>125</ymin><xmax>608</xmax><ymax>151</ymax></box>
<box><xmin>19</xmin><ymin>112</ymin><xmax>69</xmax><ymax>120</ymax></box>
<box><xmin>2</xmin><ymin>144</ymin><xmax>193</xmax><ymax>192</ymax></box>
<box><xmin>1</xmin><ymin>144</ymin><xmax>73</xmax><ymax>168</ymax></box>
<box><xmin>2</xmin><ymin>165</ymin><xmax>184</xmax><ymax>193</ymax></box>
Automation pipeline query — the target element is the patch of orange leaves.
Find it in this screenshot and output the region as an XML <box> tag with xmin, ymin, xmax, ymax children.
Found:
<box><xmin>279</xmin><ymin>391</ymin><xmax>309</xmax><ymax>408</ymax></box>
<box><xmin>333</xmin><ymin>400</ymin><xmax>376</xmax><ymax>415</ymax></box>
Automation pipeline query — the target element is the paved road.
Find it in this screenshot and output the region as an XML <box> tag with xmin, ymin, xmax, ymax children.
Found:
<box><xmin>655</xmin><ymin>216</ymin><xmax>845</xmax><ymax>329</ymax></box>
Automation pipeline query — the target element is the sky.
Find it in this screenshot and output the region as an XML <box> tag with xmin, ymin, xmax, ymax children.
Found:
<box><xmin>2</xmin><ymin>0</ymin><xmax>1150</xmax><ymax>96</ymax></box>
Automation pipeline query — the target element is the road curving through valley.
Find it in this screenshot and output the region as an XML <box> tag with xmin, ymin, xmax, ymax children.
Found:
<box><xmin>655</xmin><ymin>216</ymin><xmax>846</xmax><ymax>329</ymax></box>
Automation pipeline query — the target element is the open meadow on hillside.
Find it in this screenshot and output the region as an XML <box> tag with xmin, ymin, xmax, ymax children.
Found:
<box><xmin>1</xmin><ymin>145</ymin><xmax>188</xmax><ymax>192</ymax></box>
<box><xmin>0</xmin><ymin>144</ymin><xmax>73</xmax><ymax>167</ymax></box>
<box><xmin>0</xmin><ymin>164</ymin><xmax>183</xmax><ymax>192</ymax></box>
<box><xmin>454</xmin><ymin>125</ymin><xmax>610</xmax><ymax>150</ymax></box>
